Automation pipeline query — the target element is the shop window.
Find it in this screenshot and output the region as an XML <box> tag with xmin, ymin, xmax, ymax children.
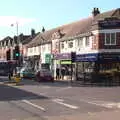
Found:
<box><xmin>85</xmin><ymin>36</ymin><xmax>89</xmax><ymax>46</ymax></box>
<box><xmin>105</xmin><ymin>33</ymin><xmax>116</xmax><ymax>45</ymax></box>
<box><xmin>84</xmin><ymin>62</ymin><xmax>95</xmax><ymax>73</ymax></box>
<box><xmin>99</xmin><ymin>62</ymin><xmax>120</xmax><ymax>73</ymax></box>
<box><xmin>68</xmin><ymin>41</ymin><xmax>73</xmax><ymax>48</ymax></box>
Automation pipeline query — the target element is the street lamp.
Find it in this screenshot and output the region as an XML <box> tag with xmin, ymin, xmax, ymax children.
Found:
<box><xmin>11</xmin><ymin>21</ymin><xmax>19</xmax><ymax>44</ymax></box>
<box><xmin>11</xmin><ymin>21</ymin><xmax>21</xmax><ymax>66</ymax></box>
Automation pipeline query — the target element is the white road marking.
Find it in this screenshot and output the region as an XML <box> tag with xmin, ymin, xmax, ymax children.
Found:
<box><xmin>53</xmin><ymin>99</ymin><xmax>78</xmax><ymax>109</ymax></box>
<box><xmin>55</xmin><ymin>87</ymin><xmax>71</xmax><ymax>92</ymax></box>
<box><xmin>40</xmin><ymin>92</ymin><xmax>47</xmax><ymax>95</ymax></box>
<box><xmin>79</xmin><ymin>98</ymin><xmax>120</xmax><ymax>109</ymax></box>
<box><xmin>40</xmin><ymin>86</ymin><xmax>51</xmax><ymax>88</ymax></box>
<box><xmin>22</xmin><ymin>100</ymin><xmax>46</xmax><ymax>112</ymax></box>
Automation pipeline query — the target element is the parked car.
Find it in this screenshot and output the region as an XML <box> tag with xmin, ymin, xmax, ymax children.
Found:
<box><xmin>18</xmin><ymin>67</ymin><xmax>35</xmax><ymax>79</ymax></box>
<box><xmin>35</xmin><ymin>69</ymin><xmax>54</xmax><ymax>82</ymax></box>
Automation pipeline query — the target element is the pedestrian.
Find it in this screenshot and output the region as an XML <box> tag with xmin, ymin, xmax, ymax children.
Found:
<box><xmin>61</xmin><ymin>67</ymin><xmax>65</xmax><ymax>80</ymax></box>
<box><xmin>56</xmin><ymin>68</ymin><xmax>60</xmax><ymax>80</ymax></box>
<box><xmin>8</xmin><ymin>66</ymin><xmax>13</xmax><ymax>82</ymax></box>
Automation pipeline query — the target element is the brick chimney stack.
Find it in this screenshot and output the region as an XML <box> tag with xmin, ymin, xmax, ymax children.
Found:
<box><xmin>92</xmin><ymin>7</ymin><xmax>100</xmax><ymax>17</ymax></box>
<box><xmin>31</xmin><ymin>29</ymin><xmax>35</xmax><ymax>37</ymax></box>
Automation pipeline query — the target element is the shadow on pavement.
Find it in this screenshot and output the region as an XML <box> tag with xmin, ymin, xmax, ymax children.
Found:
<box><xmin>0</xmin><ymin>83</ymin><xmax>48</xmax><ymax>101</ymax></box>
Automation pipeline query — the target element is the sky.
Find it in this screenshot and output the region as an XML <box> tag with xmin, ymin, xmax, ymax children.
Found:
<box><xmin>0</xmin><ymin>0</ymin><xmax>119</xmax><ymax>39</ymax></box>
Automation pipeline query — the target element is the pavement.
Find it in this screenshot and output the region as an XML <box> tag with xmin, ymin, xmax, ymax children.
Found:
<box><xmin>46</xmin><ymin>110</ymin><xmax>120</xmax><ymax>120</ymax></box>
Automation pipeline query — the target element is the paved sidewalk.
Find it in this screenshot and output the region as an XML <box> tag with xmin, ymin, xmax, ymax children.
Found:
<box><xmin>45</xmin><ymin>110</ymin><xmax>120</xmax><ymax>120</ymax></box>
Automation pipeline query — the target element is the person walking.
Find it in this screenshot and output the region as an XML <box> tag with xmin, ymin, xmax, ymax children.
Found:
<box><xmin>61</xmin><ymin>67</ymin><xmax>65</xmax><ymax>80</ymax></box>
<box><xmin>8</xmin><ymin>66</ymin><xmax>13</xmax><ymax>82</ymax></box>
<box><xmin>56</xmin><ymin>68</ymin><xmax>60</xmax><ymax>80</ymax></box>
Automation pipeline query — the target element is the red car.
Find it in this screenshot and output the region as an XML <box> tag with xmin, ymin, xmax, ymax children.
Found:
<box><xmin>35</xmin><ymin>69</ymin><xmax>54</xmax><ymax>82</ymax></box>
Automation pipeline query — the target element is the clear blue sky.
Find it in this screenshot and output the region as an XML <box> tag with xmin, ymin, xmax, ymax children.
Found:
<box><xmin>0</xmin><ymin>0</ymin><xmax>119</xmax><ymax>39</ymax></box>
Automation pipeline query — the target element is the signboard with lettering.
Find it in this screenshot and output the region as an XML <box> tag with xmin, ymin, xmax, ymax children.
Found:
<box><xmin>98</xmin><ymin>53</ymin><xmax>120</xmax><ymax>62</ymax></box>
<box><xmin>76</xmin><ymin>53</ymin><xmax>98</xmax><ymax>62</ymax></box>
<box><xmin>54</xmin><ymin>53</ymin><xmax>71</xmax><ymax>60</ymax></box>
<box><xmin>76</xmin><ymin>53</ymin><xmax>120</xmax><ymax>62</ymax></box>
<box><xmin>45</xmin><ymin>54</ymin><xmax>52</xmax><ymax>64</ymax></box>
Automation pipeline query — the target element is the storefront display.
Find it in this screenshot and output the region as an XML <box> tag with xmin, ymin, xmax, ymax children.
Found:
<box><xmin>76</xmin><ymin>53</ymin><xmax>120</xmax><ymax>82</ymax></box>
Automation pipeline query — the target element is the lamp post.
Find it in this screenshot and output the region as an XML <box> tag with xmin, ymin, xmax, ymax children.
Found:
<box><xmin>11</xmin><ymin>21</ymin><xmax>19</xmax><ymax>44</ymax></box>
<box><xmin>11</xmin><ymin>21</ymin><xmax>20</xmax><ymax>66</ymax></box>
<box><xmin>16</xmin><ymin>22</ymin><xmax>19</xmax><ymax>44</ymax></box>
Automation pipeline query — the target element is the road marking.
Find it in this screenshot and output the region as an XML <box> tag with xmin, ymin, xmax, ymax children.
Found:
<box><xmin>40</xmin><ymin>86</ymin><xmax>51</xmax><ymax>88</ymax></box>
<box><xmin>79</xmin><ymin>98</ymin><xmax>120</xmax><ymax>109</ymax></box>
<box><xmin>22</xmin><ymin>100</ymin><xmax>46</xmax><ymax>112</ymax></box>
<box><xmin>56</xmin><ymin>87</ymin><xmax>71</xmax><ymax>92</ymax></box>
<box><xmin>53</xmin><ymin>99</ymin><xmax>78</xmax><ymax>109</ymax></box>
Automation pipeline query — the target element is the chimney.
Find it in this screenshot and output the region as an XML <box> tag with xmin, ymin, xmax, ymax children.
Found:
<box><xmin>31</xmin><ymin>29</ymin><xmax>35</xmax><ymax>37</ymax></box>
<box><xmin>92</xmin><ymin>7</ymin><xmax>100</xmax><ymax>17</ymax></box>
<box><xmin>42</xmin><ymin>26</ymin><xmax>45</xmax><ymax>32</ymax></box>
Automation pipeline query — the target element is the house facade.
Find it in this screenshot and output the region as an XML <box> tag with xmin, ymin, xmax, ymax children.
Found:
<box><xmin>26</xmin><ymin>8</ymin><xmax>120</xmax><ymax>81</ymax></box>
<box><xmin>1</xmin><ymin>8</ymin><xmax>120</xmax><ymax>82</ymax></box>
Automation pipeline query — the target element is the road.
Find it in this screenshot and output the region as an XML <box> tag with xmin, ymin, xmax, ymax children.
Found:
<box><xmin>0</xmin><ymin>76</ymin><xmax>120</xmax><ymax>120</ymax></box>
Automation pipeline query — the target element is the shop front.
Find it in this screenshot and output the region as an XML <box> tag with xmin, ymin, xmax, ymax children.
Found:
<box><xmin>54</xmin><ymin>53</ymin><xmax>75</xmax><ymax>80</ymax></box>
<box><xmin>76</xmin><ymin>53</ymin><xmax>120</xmax><ymax>83</ymax></box>
<box><xmin>41</xmin><ymin>53</ymin><xmax>53</xmax><ymax>70</ymax></box>
<box><xmin>26</xmin><ymin>55</ymin><xmax>40</xmax><ymax>70</ymax></box>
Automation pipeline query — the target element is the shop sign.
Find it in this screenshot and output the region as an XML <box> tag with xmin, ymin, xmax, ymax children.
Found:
<box><xmin>61</xmin><ymin>60</ymin><xmax>72</xmax><ymax>64</ymax></box>
<box><xmin>54</xmin><ymin>53</ymin><xmax>71</xmax><ymax>60</ymax></box>
<box><xmin>98</xmin><ymin>53</ymin><xmax>120</xmax><ymax>61</ymax></box>
<box><xmin>45</xmin><ymin>54</ymin><xmax>51</xmax><ymax>64</ymax></box>
<box><xmin>76</xmin><ymin>53</ymin><xmax>98</xmax><ymax>62</ymax></box>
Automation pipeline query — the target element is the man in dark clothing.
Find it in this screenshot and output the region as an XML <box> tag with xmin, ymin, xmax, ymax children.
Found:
<box><xmin>56</xmin><ymin>68</ymin><xmax>60</xmax><ymax>80</ymax></box>
<box><xmin>8</xmin><ymin>65</ymin><xmax>13</xmax><ymax>81</ymax></box>
<box><xmin>61</xmin><ymin>67</ymin><xmax>65</xmax><ymax>80</ymax></box>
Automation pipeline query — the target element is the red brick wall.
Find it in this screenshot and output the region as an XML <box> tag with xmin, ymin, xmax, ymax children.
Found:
<box><xmin>116</xmin><ymin>32</ymin><xmax>120</xmax><ymax>48</ymax></box>
<box><xmin>92</xmin><ymin>34</ymin><xmax>99</xmax><ymax>50</ymax></box>
<box><xmin>94</xmin><ymin>32</ymin><xmax>120</xmax><ymax>50</ymax></box>
<box><xmin>98</xmin><ymin>33</ymin><xmax>105</xmax><ymax>49</ymax></box>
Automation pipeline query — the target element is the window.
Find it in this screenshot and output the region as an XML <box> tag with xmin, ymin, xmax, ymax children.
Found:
<box><xmin>55</xmin><ymin>42</ymin><xmax>59</xmax><ymax>48</ymax></box>
<box><xmin>30</xmin><ymin>48</ymin><xmax>33</xmax><ymax>53</ymax></box>
<box><xmin>61</xmin><ymin>42</ymin><xmax>64</xmax><ymax>49</ymax></box>
<box><xmin>85</xmin><ymin>37</ymin><xmax>89</xmax><ymax>46</ymax></box>
<box><xmin>68</xmin><ymin>41</ymin><xmax>73</xmax><ymax>48</ymax></box>
<box><xmin>48</xmin><ymin>44</ymin><xmax>51</xmax><ymax>51</ymax></box>
<box><xmin>78</xmin><ymin>38</ymin><xmax>83</xmax><ymax>47</ymax></box>
<box><xmin>105</xmin><ymin>33</ymin><xmax>116</xmax><ymax>45</ymax></box>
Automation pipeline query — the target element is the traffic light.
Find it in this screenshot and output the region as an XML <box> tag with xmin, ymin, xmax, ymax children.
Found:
<box><xmin>14</xmin><ymin>46</ymin><xmax>20</xmax><ymax>60</ymax></box>
<box><xmin>6</xmin><ymin>49</ymin><xmax>11</xmax><ymax>60</ymax></box>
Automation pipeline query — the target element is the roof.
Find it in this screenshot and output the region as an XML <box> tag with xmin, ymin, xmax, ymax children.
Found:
<box><xmin>22</xmin><ymin>32</ymin><xmax>40</xmax><ymax>45</ymax></box>
<box><xmin>27</xmin><ymin>17</ymin><xmax>93</xmax><ymax>48</ymax></box>
<box><xmin>27</xmin><ymin>8</ymin><xmax>120</xmax><ymax>48</ymax></box>
<box><xmin>94</xmin><ymin>8</ymin><xmax>120</xmax><ymax>21</ymax></box>
<box><xmin>0</xmin><ymin>36</ymin><xmax>13</xmax><ymax>42</ymax></box>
